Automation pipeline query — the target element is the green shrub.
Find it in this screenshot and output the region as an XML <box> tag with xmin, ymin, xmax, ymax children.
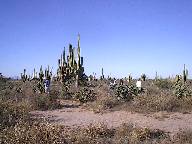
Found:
<box><xmin>73</xmin><ymin>87</ymin><xmax>96</xmax><ymax>103</ymax></box>
<box><xmin>114</xmin><ymin>85</ymin><xmax>141</xmax><ymax>101</ymax></box>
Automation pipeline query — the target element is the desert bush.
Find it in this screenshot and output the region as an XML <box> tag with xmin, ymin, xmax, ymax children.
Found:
<box><xmin>155</xmin><ymin>79</ymin><xmax>173</xmax><ymax>90</ymax></box>
<box><xmin>132</xmin><ymin>94</ymin><xmax>181</xmax><ymax>113</ymax></box>
<box><xmin>172</xmin><ymin>130</ymin><xmax>192</xmax><ymax>144</ymax></box>
<box><xmin>114</xmin><ymin>84</ymin><xmax>141</xmax><ymax>101</ymax></box>
<box><xmin>68</xmin><ymin>123</ymin><xmax>114</xmax><ymax>144</ymax></box>
<box><xmin>114</xmin><ymin>124</ymin><xmax>167</xmax><ymax>144</ymax></box>
<box><xmin>59</xmin><ymin>84</ymin><xmax>72</xmax><ymax>100</ymax></box>
<box><xmin>132</xmin><ymin>92</ymin><xmax>192</xmax><ymax>113</ymax></box>
<box><xmin>32</xmin><ymin>94</ymin><xmax>61</xmax><ymax>110</ymax></box>
<box><xmin>0</xmin><ymin>100</ymin><xmax>31</xmax><ymax>130</ymax></box>
<box><xmin>73</xmin><ymin>87</ymin><xmax>96</xmax><ymax>103</ymax></box>
<box><xmin>0</xmin><ymin>121</ymin><xmax>68</xmax><ymax>144</ymax></box>
<box><xmin>90</xmin><ymin>96</ymin><xmax>119</xmax><ymax>113</ymax></box>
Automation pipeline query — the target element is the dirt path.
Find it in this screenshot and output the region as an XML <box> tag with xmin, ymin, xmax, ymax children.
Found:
<box><xmin>31</xmin><ymin>101</ymin><xmax>192</xmax><ymax>135</ymax></box>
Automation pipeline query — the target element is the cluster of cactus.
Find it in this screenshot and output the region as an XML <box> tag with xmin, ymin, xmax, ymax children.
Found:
<box><xmin>173</xmin><ymin>74</ymin><xmax>191</xmax><ymax>98</ymax></box>
<box><xmin>35</xmin><ymin>65</ymin><xmax>52</xmax><ymax>93</ymax></box>
<box><xmin>57</xmin><ymin>34</ymin><xmax>84</xmax><ymax>87</ymax></box>
<box><xmin>21</xmin><ymin>69</ymin><xmax>28</xmax><ymax>82</ymax></box>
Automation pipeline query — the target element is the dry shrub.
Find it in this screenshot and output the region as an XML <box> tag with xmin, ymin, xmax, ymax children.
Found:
<box><xmin>132</xmin><ymin>93</ymin><xmax>192</xmax><ymax>113</ymax></box>
<box><xmin>92</xmin><ymin>96</ymin><xmax>119</xmax><ymax>113</ymax></box>
<box><xmin>31</xmin><ymin>93</ymin><xmax>61</xmax><ymax>111</ymax></box>
<box><xmin>114</xmin><ymin>123</ymin><xmax>167</xmax><ymax>144</ymax></box>
<box><xmin>0</xmin><ymin>100</ymin><xmax>31</xmax><ymax>130</ymax></box>
<box><xmin>88</xmin><ymin>83</ymin><xmax>119</xmax><ymax>113</ymax></box>
<box><xmin>132</xmin><ymin>94</ymin><xmax>179</xmax><ymax>113</ymax></box>
<box><xmin>154</xmin><ymin>79</ymin><xmax>173</xmax><ymax>90</ymax></box>
<box><xmin>172</xmin><ymin>130</ymin><xmax>192</xmax><ymax>144</ymax></box>
<box><xmin>69</xmin><ymin>123</ymin><xmax>115</xmax><ymax>144</ymax></box>
<box><xmin>0</xmin><ymin>121</ymin><xmax>175</xmax><ymax>144</ymax></box>
<box><xmin>0</xmin><ymin>121</ymin><xmax>68</xmax><ymax>144</ymax></box>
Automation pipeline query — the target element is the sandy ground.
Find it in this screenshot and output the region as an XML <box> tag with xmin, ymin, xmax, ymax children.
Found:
<box><xmin>30</xmin><ymin>100</ymin><xmax>192</xmax><ymax>135</ymax></box>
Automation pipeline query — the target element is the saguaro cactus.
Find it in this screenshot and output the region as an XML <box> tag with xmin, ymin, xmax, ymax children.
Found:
<box><xmin>183</xmin><ymin>64</ymin><xmax>188</xmax><ymax>83</ymax></box>
<box><xmin>101</xmin><ymin>68</ymin><xmax>104</xmax><ymax>79</ymax></box>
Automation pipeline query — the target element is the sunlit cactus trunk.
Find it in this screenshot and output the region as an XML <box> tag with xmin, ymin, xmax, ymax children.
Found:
<box><xmin>183</xmin><ymin>64</ymin><xmax>188</xmax><ymax>83</ymax></box>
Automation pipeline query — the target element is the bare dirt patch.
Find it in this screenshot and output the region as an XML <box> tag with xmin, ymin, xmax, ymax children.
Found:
<box><xmin>31</xmin><ymin>100</ymin><xmax>192</xmax><ymax>136</ymax></box>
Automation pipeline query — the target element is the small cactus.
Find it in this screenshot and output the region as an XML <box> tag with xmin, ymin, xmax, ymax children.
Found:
<box><xmin>141</xmin><ymin>73</ymin><xmax>146</xmax><ymax>81</ymax></box>
<box><xmin>127</xmin><ymin>74</ymin><xmax>132</xmax><ymax>83</ymax></box>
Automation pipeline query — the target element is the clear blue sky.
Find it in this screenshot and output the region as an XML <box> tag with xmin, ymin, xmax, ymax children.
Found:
<box><xmin>0</xmin><ymin>0</ymin><xmax>192</xmax><ymax>78</ymax></box>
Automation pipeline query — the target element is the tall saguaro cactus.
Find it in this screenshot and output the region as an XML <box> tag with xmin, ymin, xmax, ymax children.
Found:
<box><xmin>101</xmin><ymin>68</ymin><xmax>104</xmax><ymax>79</ymax></box>
<box><xmin>183</xmin><ymin>64</ymin><xmax>188</xmax><ymax>83</ymax></box>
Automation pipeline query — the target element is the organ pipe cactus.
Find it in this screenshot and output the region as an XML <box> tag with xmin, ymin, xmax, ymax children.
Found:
<box><xmin>57</xmin><ymin>34</ymin><xmax>85</xmax><ymax>86</ymax></box>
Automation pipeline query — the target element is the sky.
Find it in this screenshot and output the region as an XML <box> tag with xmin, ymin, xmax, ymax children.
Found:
<box><xmin>0</xmin><ymin>0</ymin><xmax>192</xmax><ymax>78</ymax></box>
